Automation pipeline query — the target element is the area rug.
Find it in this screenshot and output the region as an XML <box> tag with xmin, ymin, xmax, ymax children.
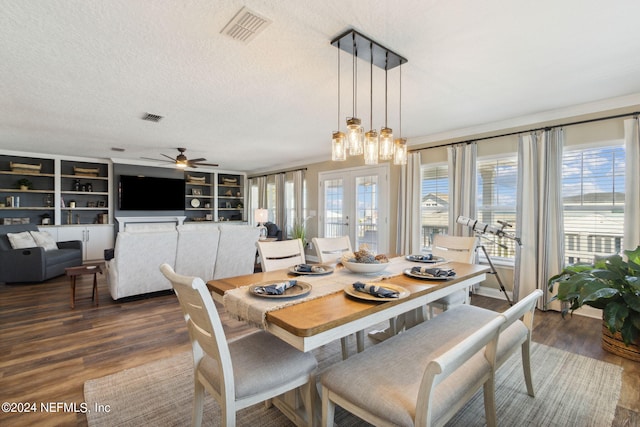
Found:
<box><xmin>84</xmin><ymin>340</ymin><xmax>622</xmax><ymax>427</ymax></box>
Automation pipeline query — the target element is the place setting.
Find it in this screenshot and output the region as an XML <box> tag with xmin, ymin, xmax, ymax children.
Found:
<box><xmin>288</xmin><ymin>263</ymin><xmax>334</xmax><ymax>276</ymax></box>
<box><xmin>405</xmin><ymin>253</ymin><xmax>446</xmax><ymax>263</ymax></box>
<box><xmin>343</xmin><ymin>280</ymin><xmax>410</xmax><ymax>302</ymax></box>
<box><xmin>403</xmin><ymin>265</ymin><xmax>457</xmax><ymax>280</ymax></box>
<box><xmin>248</xmin><ymin>279</ymin><xmax>312</xmax><ymax>299</ymax></box>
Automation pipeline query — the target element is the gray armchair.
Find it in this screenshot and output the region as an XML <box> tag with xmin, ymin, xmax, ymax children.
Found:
<box><xmin>0</xmin><ymin>224</ymin><xmax>83</xmax><ymax>283</ymax></box>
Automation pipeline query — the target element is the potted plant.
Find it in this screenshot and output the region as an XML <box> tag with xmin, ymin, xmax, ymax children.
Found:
<box><xmin>16</xmin><ymin>178</ymin><xmax>32</xmax><ymax>190</ymax></box>
<box><xmin>290</xmin><ymin>219</ymin><xmax>307</xmax><ymax>245</ymax></box>
<box><xmin>548</xmin><ymin>246</ymin><xmax>640</xmax><ymax>361</ymax></box>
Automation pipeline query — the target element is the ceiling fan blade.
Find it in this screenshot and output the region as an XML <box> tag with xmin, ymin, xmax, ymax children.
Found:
<box><xmin>161</xmin><ymin>153</ymin><xmax>176</xmax><ymax>162</ymax></box>
<box><xmin>189</xmin><ymin>157</ymin><xmax>206</xmax><ymax>163</ymax></box>
<box><xmin>192</xmin><ymin>161</ymin><xmax>219</xmax><ymax>167</ymax></box>
<box><xmin>141</xmin><ymin>157</ymin><xmax>173</xmax><ymax>163</ymax></box>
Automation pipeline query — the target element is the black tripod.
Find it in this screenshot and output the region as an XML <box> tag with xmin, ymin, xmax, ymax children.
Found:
<box><xmin>477</xmin><ymin>239</ymin><xmax>513</xmax><ymax>306</ymax></box>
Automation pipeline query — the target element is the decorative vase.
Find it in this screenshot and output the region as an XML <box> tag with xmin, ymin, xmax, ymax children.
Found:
<box><xmin>601</xmin><ymin>322</ymin><xmax>640</xmax><ymax>362</ymax></box>
<box><xmin>20</xmin><ymin>185</ymin><xmax>28</xmax><ymax>191</ymax></box>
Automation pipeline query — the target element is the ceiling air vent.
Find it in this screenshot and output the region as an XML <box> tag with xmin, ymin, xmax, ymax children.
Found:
<box><xmin>221</xmin><ymin>6</ymin><xmax>271</xmax><ymax>43</ymax></box>
<box><xmin>141</xmin><ymin>113</ymin><xmax>163</xmax><ymax>122</ymax></box>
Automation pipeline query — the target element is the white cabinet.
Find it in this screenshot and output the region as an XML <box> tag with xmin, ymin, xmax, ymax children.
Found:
<box><xmin>56</xmin><ymin>224</ymin><xmax>114</xmax><ymax>261</ymax></box>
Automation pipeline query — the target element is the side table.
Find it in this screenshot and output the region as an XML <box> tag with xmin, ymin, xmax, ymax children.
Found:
<box><xmin>65</xmin><ymin>264</ymin><xmax>103</xmax><ymax>309</ymax></box>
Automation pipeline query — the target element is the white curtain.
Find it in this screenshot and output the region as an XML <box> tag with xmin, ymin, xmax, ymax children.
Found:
<box><xmin>624</xmin><ymin>117</ymin><xmax>640</xmax><ymax>251</ymax></box>
<box><xmin>290</xmin><ymin>169</ymin><xmax>305</xmax><ymax>238</ymax></box>
<box><xmin>247</xmin><ymin>176</ymin><xmax>266</xmax><ymax>225</ymax></box>
<box><xmin>274</xmin><ymin>173</ymin><xmax>286</xmax><ymax>230</ymax></box>
<box><xmin>396</xmin><ymin>152</ymin><xmax>422</xmax><ymax>255</ymax></box>
<box><xmin>514</xmin><ymin>129</ymin><xmax>564</xmax><ymax>309</ymax></box>
<box><xmin>447</xmin><ymin>143</ymin><xmax>477</xmax><ymax>237</ymax></box>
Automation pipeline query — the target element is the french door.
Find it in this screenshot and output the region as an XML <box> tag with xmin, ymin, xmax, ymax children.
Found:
<box><xmin>318</xmin><ymin>165</ymin><xmax>389</xmax><ymax>254</ymax></box>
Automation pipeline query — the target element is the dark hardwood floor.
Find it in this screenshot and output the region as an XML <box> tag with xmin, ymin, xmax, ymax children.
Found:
<box><xmin>1</xmin><ymin>268</ymin><xmax>638</xmax><ymax>426</ymax></box>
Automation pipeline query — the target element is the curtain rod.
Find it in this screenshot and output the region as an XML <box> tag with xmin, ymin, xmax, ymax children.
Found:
<box><xmin>248</xmin><ymin>167</ymin><xmax>307</xmax><ymax>179</ymax></box>
<box><xmin>409</xmin><ymin>111</ymin><xmax>640</xmax><ymax>152</ymax></box>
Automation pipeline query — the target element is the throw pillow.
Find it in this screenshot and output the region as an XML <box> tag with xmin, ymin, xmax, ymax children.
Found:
<box><xmin>30</xmin><ymin>231</ymin><xmax>59</xmax><ymax>251</ymax></box>
<box><xmin>7</xmin><ymin>231</ymin><xmax>38</xmax><ymax>249</ymax></box>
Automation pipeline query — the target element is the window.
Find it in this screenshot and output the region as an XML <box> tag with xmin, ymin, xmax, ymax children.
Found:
<box><xmin>420</xmin><ymin>164</ymin><xmax>449</xmax><ymax>250</ymax></box>
<box><xmin>476</xmin><ymin>156</ymin><xmax>519</xmax><ymax>260</ymax></box>
<box><xmin>562</xmin><ymin>143</ymin><xmax>625</xmax><ymax>264</ymax></box>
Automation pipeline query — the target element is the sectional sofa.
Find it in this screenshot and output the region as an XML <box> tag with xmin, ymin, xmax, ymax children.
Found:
<box><xmin>105</xmin><ymin>223</ymin><xmax>260</xmax><ymax>300</ymax></box>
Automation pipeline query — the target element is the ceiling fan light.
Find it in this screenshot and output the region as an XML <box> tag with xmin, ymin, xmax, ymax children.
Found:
<box><xmin>394</xmin><ymin>137</ymin><xmax>407</xmax><ymax>165</ymax></box>
<box><xmin>379</xmin><ymin>127</ymin><xmax>394</xmax><ymax>160</ymax></box>
<box><xmin>346</xmin><ymin>117</ymin><xmax>364</xmax><ymax>155</ymax></box>
<box><xmin>364</xmin><ymin>130</ymin><xmax>379</xmax><ymax>165</ymax></box>
<box><xmin>332</xmin><ymin>131</ymin><xmax>347</xmax><ymax>161</ymax></box>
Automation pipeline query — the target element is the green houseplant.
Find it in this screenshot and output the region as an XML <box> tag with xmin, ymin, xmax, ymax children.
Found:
<box><xmin>290</xmin><ymin>218</ymin><xmax>307</xmax><ymax>245</ymax></box>
<box><xmin>548</xmin><ymin>246</ymin><xmax>640</xmax><ymax>359</ymax></box>
<box><xmin>16</xmin><ymin>178</ymin><xmax>32</xmax><ymax>190</ymax></box>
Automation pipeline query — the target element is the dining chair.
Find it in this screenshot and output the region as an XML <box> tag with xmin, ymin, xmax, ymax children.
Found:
<box><xmin>428</xmin><ymin>234</ymin><xmax>479</xmax><ymax>318</ymax></box>
<box><xmin>312</xmin><ymin>236</ymin><xmax>352</xmax><ymax>264</ymax></box>
<box><xmin>257</xmin><ymin>238</ymin><xmax>305</xmax><ymax>272</ymax></box>
<box><xmin>159</xmin><ymin>264</ymin><xmax>317</xmax><ymax>427</ymax></box>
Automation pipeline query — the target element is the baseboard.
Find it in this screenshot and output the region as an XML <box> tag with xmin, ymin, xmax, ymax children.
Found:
<box><xmin>474</xmin><ymin>286</ymin><xmax>602</xmax><ymax>319</ymax></box>
<box><xmin>475</xmin><ymin>285</ymin><xmax>512</xmax><ymax>302</ymax></box>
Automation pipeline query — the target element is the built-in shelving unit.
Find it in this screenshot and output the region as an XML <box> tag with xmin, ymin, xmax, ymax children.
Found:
<box><xmin>182</xmin><ymin>172</ymin><xmax>246</xmax><ymax>223</ymax></box>
<box><xmin>184</xmin><ymin>173</ymin><xmax>214</xmax><ymax>222</ymax></box>
<box><xmin>0</xmin><ymin>155</ymin><xmax>56</xmax><ymax>225</ymax></box>
<box><xmin>0</xmin><ymin>152</ymin><xmax>112</xmax><ymax>226</ymax></box>
<box><xmin>60</xmin><ymin>160</ymin><xmax>110</xmax><ymax>225</ymax></box>
<box><xmin>217</xmin><ymin>173</ymin><xmax>244</xmax><ymax>222</ymax></box>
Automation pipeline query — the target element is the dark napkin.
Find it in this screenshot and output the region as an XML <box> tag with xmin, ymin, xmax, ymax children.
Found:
<box><xmin>294</xmin><ymin>264</ymin><xmax>326</xmax><ymax>273</ymax></box>
<box><xmin>410</xmin><ymin>266</ymin><xmax>455</xmax><ymax>277</ymax></box>
<box><xmin>253</xmin><ymin>280</ymin><xmax>297</xmax><ymax>295</ymax></box>
<box><xmin>352</xmin><ymin>281</ymin><xmax>399</xmax><ymax>298</ymax></box>
<box><xmin>409</xmin><ymin>254</ymin><xmax>433</xmax><ymax>261</ymax></box>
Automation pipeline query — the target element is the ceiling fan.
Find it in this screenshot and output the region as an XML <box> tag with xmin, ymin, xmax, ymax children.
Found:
<box><xmin>143</xmin><ymin>148</ymin><xmax>218</xmax><ymax>168</ymax></box>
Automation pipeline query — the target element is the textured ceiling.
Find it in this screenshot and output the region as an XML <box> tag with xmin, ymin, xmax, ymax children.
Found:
<box><xmin>2</xmin><ymin>0</ymin><xmax>640</xmax><ymax>173</ymax></box>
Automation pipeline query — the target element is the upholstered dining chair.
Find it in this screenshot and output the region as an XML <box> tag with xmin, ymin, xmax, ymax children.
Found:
<box><xmin>428</xmin><ymin>234</ymin><xmax>479</xmax><ymax>318</ymax></box>
<box><xmin>257</xmin><ymin>238</ymin><xmax>305</xmax><ymax>272</ymax></box>
<box><xmin>312</xmin><ymin>236</ymin><xmax>352</xmax><ymax>265</ymax></box>
<box><xmin>159</xmin><ymin>264</ymin><xmax>317</xmax><ymax>427</ymax></box>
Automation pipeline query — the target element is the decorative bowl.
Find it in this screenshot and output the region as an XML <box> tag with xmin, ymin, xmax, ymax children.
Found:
<box><xmin>342</xmin><ymin>260</ymin><xmax>389</xmax><ymax>274</ymax></box>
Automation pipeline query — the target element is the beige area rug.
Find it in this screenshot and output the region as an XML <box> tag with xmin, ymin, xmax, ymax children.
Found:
<box><xmin>85</xmin><ymin>338</ymin><xmax>622</xmax><ymax>427</ymax></box>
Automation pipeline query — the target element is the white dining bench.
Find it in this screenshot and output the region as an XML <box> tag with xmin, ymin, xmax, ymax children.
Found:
<box><xmin>320</xmin><ymin>289</ymin><xmax>542</xmax><ymax>427</ymax></box>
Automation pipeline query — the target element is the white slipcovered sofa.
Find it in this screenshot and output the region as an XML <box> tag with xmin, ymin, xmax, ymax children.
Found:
<box><xmin>105</xmin><ymin>223</ymin><xmax>260</xmax><ymax>300</ymax></box>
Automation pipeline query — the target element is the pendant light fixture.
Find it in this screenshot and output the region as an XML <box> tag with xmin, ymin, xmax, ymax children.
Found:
<box><xmin>330</xmin><ymin>29</ymin><xmax>407</xmax><ymax>165</ymax></box>
<box><xmin>364</xmin><ymin>42</ymin><xmax>378</xmax><ymax>165</ymax></box>
<box><xmin>346</xmin><ymin>32</ymin><xmax>364</xmax><ymax>155</ymax></box>
<box><xmin>379</xmin><ymin>52</ymin><xmax>394</xmax><ymax>160</ymax></box>
<box><xmin>394</xmin><ymin>63</ymin><xmax>408</xmax><ymax>165</ymax></box>
<box><xmin>331</xmin><ymin>39</ymin><xmax>347</xmax><ymax>161</ymax></box>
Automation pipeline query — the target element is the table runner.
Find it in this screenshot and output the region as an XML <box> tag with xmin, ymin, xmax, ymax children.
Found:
<box><xmin>222</xmin><ymin>257</ymin><xmax>439</xmax><ymax>328</ymax></box>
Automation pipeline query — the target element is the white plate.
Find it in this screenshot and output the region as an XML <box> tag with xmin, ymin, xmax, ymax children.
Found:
<box><xmin>190</xmin><ymin>198</ymin><xmax>201</xmax><ymax>208</ymax></box>
<box><xmin>343</xmin><ymin>283</ymin><xmax>410</xmax><ymax>301</ymax></box>
<box><xmin>405</xmin><ymin>254</ymin><xmax>446</xmax><ymax>263</ymax></box>
<box><xmin>288</xmin><ymin>264</ymin><xmax>334</xmax><ymax>276</ymax></box>
<box><xmin>249</xmin><ymin>281</ymin><xmax>312</xmax><ymax>299</ymax></box>
<box><xmin>403</xmin><ymin>268</ymin><xmax>456</xmax><ymax>280</ymax></box>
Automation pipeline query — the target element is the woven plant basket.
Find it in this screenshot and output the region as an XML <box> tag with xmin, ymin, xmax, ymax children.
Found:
<box><xmin>601</xmin><ymin>322</ymin><xmax>640</xmax><ymax>362</ymax></box>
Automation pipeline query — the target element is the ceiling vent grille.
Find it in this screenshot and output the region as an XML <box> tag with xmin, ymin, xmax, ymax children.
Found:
<box><xmin>221</xmin><ymin>6</ymin><xmax>271</xmax><ymax>43</ymax></box>
<box><xmin>141</xmin><ymin>113</ymin><xmax>163</xmax><ymax>122</ymax></box>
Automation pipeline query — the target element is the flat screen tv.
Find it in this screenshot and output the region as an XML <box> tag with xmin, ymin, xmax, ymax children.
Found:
<box><xmin>119</xmin><ymin>175</ymin><xmax>185</xmax><ymax>211</ymax></box>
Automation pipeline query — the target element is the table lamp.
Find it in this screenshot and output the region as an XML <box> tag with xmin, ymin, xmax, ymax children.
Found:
<box><xmin>254</xmin><ymin>208</ymin><xmax>268</xmax><ymax>239</ymax></box>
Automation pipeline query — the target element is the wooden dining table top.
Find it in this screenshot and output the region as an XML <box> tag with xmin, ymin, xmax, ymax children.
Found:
<box><xmin>207</xmin><ymin>261</ymin><xmax>490</xmax><ymax>338</ymax></box>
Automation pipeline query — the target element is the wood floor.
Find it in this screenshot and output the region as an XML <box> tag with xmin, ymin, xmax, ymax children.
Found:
<box><xmin>1</xmin><ymin>268</ymin><xmax>638</xmax><ymax>427</ymax></box>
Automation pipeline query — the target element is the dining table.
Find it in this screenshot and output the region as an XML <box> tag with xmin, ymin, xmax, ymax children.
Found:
<box><xmin>206</xmin><ymin>256</ymin><xmax>490</xmax><ymax>353</ymax></box>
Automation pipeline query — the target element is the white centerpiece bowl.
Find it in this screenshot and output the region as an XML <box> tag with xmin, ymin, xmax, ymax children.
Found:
<box><xmin>342</xmin><ymin>260</ymin><xmax>389</xmax><ymax>274</ymax></box>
